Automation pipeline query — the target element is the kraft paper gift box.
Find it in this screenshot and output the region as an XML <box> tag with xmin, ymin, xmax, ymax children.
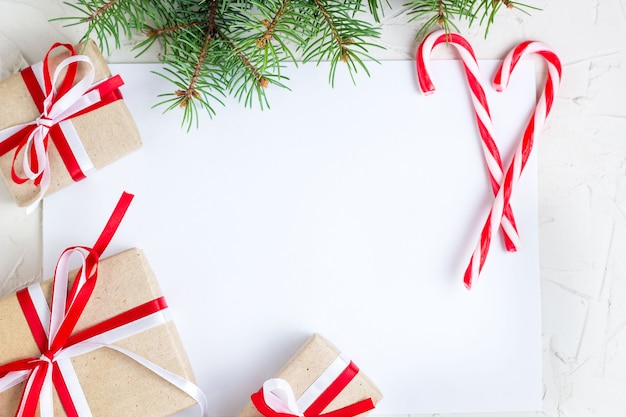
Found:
<box><xmin>0</xmin><ymin>40</ymin><xmax>141</xmax><ymax>207</ymax></box>
<box><xmin>0</xmin><ymin>248</ymin><xmax>198</xmax><ymax>417</ymax></box>
<box><xmin>239</xmin><ymin>333</ymin><xmax>383</xmax><ymax>417</ymax></box>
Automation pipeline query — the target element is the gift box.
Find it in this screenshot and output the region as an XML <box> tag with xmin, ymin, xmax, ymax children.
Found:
<box><xmin>0</xmin><ymin>248</ymin><xmax>200</xmax><ymax>417</ymax></box>
<box><xmin>0</xmin><ymin>40</ymin><xmax>141</xmax><ymax>208</ymax></box>
<box><xmin>239</xmin><ymin>334</ymin><xmax>382</xmax><ymax>417</ymax></box>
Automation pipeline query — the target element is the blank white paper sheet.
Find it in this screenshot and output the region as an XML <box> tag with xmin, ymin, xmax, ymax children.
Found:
<box><xmin>43</xmin><ymin>60</ymin><xmax>541</xmax><ymax>416</ymax></box>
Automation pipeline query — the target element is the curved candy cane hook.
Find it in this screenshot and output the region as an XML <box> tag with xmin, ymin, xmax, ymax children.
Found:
<box><xmin>417</xmin><ymin>30</ymin><xmax>521</xmax><ymax>252</ymax></box>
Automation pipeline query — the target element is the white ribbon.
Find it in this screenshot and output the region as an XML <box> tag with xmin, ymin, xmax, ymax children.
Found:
<box><xmin>262</xmin><ymin>378</ymin><xmax>304</xmax><ymax>416</ymax></box>
<box><xmin>0</xmin><ymin>247</ymin><xmax>208</xmax><ymax>417</ymax></box>
<box><xmin>262</xmin><ymin>355</ymin><xmax>353</xmax><ymax>416</ymax></box>
<box><xmin>296</xmin><ymin>355</ymin><xmax>351</xmax><ymax>410</ymax></box>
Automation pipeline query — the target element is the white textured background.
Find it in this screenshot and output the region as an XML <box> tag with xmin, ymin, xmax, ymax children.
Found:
<box><xmin>1</xmin><ymin>1</ymin><xmax>625</xmax><ymax>416</ymax></box>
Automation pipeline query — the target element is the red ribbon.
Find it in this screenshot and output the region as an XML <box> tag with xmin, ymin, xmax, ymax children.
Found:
<box><xmin>0</xmin><ymin>192</ymin><xmax>170</xmax><ymax>417</ymax></box>
<box><xmin>251</xmin><ymin>361</ymin><xmax>375</xmax><ymax>417</ymax></box>
<box><xmin>0</xmin><ymin>43</ymin><xmax>124</xmax><ymax>186</ymax></box>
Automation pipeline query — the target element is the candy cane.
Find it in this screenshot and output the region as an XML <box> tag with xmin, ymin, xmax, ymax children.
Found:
<box><xmin>464</xmin><ymin>41</ymin><xmax>562</xmax><ymax>289</ymax></box>
<box><xmin>416</xmin><ymin>30</ymin><xmax>521</xmax><ymax>252</ymax></box>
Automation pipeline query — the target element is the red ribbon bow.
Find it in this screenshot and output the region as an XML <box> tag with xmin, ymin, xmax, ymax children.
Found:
<box><xmin>0</xmin><ymin>193</ymin><xmax>170</xmax><ymax>417</ymax></box>
<box><xmin>0</xmin><ymin>43</ymin><xmax>124</xmax><ymax>196</ymax></box>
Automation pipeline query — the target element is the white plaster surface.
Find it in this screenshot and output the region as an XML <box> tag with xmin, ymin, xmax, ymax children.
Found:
<box><xmin>1</xmin><ymin>1</ymin><xmax>625</xmax><ymax>416</ymax></box>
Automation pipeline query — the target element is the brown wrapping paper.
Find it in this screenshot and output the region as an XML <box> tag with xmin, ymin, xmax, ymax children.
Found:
<box><xmin>238</xmin><ymin>334</ymin><xmax>383</xmax><ymax>417</ymax></box>
<box><xmin>0</xmin><ymin>40</ymin><xmax>141</xmax><ymax>207</ymax></box>
<box><xmin>0</xmin><ymin>248</ymin><xmax>198</xmax><ymax>417</ymax></box>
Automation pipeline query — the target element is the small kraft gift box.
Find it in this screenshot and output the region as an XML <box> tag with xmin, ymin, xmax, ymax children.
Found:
<box><xmin>0</xmin><ymin>41</ymin><xmax>141</xmax><ymax>209</ymax></box>
<box><xmin>239</xmin><ymin>333</ymin><xmax>383</xmax><ymax>417</ymax></box>
<box><xmin>0</xmin><ymin>193</ymin><xmax>206</xmax><ymax>417</ymax></box>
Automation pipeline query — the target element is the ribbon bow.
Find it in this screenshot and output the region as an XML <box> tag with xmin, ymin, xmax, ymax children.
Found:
<box><xmin>0</xmin><ymin>43</ymin><xmax>124</xmax><ymax>212</ymax></box>
<box><xmin>251</xmin><ymin>356</ymin><xmax>375</xmax><ymax>417</ymax></box>
<box><xmin>0</xmin><ymin>193</ymin><xmax>208</xmax><ymax>417</ymax></box>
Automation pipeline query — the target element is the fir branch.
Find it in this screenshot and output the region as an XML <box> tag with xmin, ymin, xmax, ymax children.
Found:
<box><xmin>247</xmin><ymin>0</ymin><xmax>307</xmax><ymax>64</ymax></box>
<box><xmin>55</xmin><ymin>0</ymin><xmax>536</xmax><ymax>128</ymax></box>
<box><xmin>405</xmin><ymin>0</ymin><xmax>537</xmax><ymax>39</ymax></box>
<box><xmin>314</xmin><ymin>0</ymin><xmax>347</xmax><ymax>60</ymax></box>
<box><xmin>217</xmin><ymin>31</ymin><xmax>292</xmax><ymax>110</ymax></box>
<box><xmin>145</xmin><ymin>21</ymin><xmax>203</xmax><ymax>38</ymax></box>
<box><xmin>87</xmin><ymin>0</ymin><xmax>117</xmax><ymax>19</ymax></box>
<box><xmin>472</xmin><ymin>0</ymin><xmax>539</xmax><ymax>36</ymax></box>
<box><xmin>177</xmin><ymin>0</ymin><xmax>218</xmax><ymax>109</ymax></box>
<box><xmin>300</xmin><ymin>0</ymin><xmax>381</xmax><ymax>86</ymax></box>
<box><xmin>133</xmin><ymin>1</ymin><xmax>205</xmax><ymax>56</ymax></box>
<box><xmin>405</xmin><ymin>0</ymin><xmax>474</xmax><ymax>40</ymax></box>
<box><xmin>255</xmin><ymin>0</ymin><xmax>291</xmax><ymax>48</ymax></box>
<box><xmin>366</xmin><ymin>0</ymin><xmax>390</xmax><ymax>22</ymax></box>
<box><xmin>54</xmin><ymin>0</ymin><xmax>147</xmax><ymax>53</ymax></box>
<box><xmin>154</xmin><ymin>0</ymin><xmax>227</xmax><ymax>130</ymax></box>
<box><xmin>217</xmin><ymin>0</ymin><xmax>305</xmax><ymax>108</ymax></box>
<box><xmin>217</xmin><ymin>25</ymin><xmax>272</xmax><ymax>108</ymax></box>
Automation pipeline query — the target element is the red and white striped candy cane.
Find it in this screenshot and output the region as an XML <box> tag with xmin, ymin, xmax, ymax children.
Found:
<box><xmin>416</xmin><ymin>30</ymin><xmax>521</xmax><ymax>252</ymax></box>
<box><xmin>464</xmin><ymin>41</ymin><xmax>562</xmax><ymax>289</ymax></box>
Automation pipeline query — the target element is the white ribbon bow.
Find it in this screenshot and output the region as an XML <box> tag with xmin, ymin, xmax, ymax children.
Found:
<box><xmin>262</xmin><ymin>378</ymin><xmax>305</xmax><ymax>416</ymax></box>
<box><xmin>0</xmin><ymin>247</ymin><xmax>208</xmax><ymax>417</ymax></box>
<box><xmin>0</xmin><ymin>54</ymin><xmax>100</xmax><ymax>213</ymax></box>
